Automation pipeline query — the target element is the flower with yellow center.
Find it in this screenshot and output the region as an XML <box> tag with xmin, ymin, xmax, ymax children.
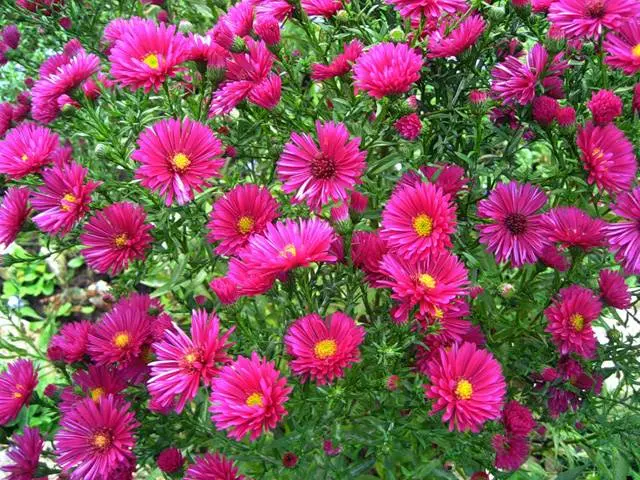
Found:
<box><xmin>455</xmin><ymin>378</ymin><xmax>473</xmax><ymax>400</ymax></box>
<box><xmin>113</xmin><ymin>233</ymin><xmax>129</xmax><ymax>248</ymax></box>
<box><xmin>314</xmin><ymin>339</ymin><xmax>337</xmax><ymax>359</ymax></box>
<box><xmin>433</xmin><ymin>307</ymin><xmax>443</xmax><ymax>319</ymax></box>
<box><xmin>245</xmin><ymin>392</ymin><xmax>264</xmax><ymax>407</ymax></box>
<box><xmin>12</xmin><ymin>391</ymin><xmax>23</xmax><ymax>399</ymax></box>
<box><xmin>113</xmin><ymin>331</ymin><xmax>131</xmax><ymax>349</ymax></box>
<box><xmin>591</xmin><ymin>147</ymin><xmax>604</xmax><ymax>161</ymax></box>
<box><xmin>632</xmin><ymin>44</ymin><xmax>640</xmax><ymax>58</ymax></box>
<box><xmin>570</xmin><ymin>313</ymin><xmax>585</xmax><ymax>332</ymax></box>
<box><xmin>20</xmin><ymin>153</ymin><xmax>28</xmax><ymax>162</ymax></box>
<box><xmin>280</xmin><ymin>243</ymin><xmax>297</xmax><ymax>258</ymax></box>
<box><xmin>90</xmin><ymin>387</ymin><xmax>105</xmax><ymax>402</ymax></box>
<box><xmin>61</xmin><ymin>193</ymin><xmax>77</xmax><ymax>212</ymax></box>
<box><xmin>171</xmin><ymin>152</ymin><xmax>191</xmax><ymax>173</ymax></box>
<box><xmin>237</xmin><ymin>216</ymin><xmax>255</xmax><ymax>235</ymax></box>
<box><xmin>184</xmin><ymin>352</ymin><xmax>197</xmax><ymax>364</ymax></box>
<box><xmin>419</xmin><ymin>273</ymin><xmax>436</xmax><ymax>289</ymax></box>
<box><xmin>412</xmin><ymin>214</ymin><xmax>433</xmax><ymax>237</ymax></box>
<box><xmin>91</xmin><ymin>431</ymin><xmax>111</xmax><ymax>450</ymax></box>
<box><xmin>142</xmin><ymin>53</ymin><xmax>160</xmax><ymax>69</ymax></box>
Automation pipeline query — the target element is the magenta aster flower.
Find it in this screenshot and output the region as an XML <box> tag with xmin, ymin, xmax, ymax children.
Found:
<box><xmin>539</xmin><ymin>244</ymin><xmax>570</xmax><ymax>272</ymax></box>
<box><xmin>548</xmin><ymin>0</ymin><xmax>640</xmax><ymax>39</ymax></box>
<box><xmin>532</xmin><ymin>95</ymin><xmax>559</xmax><ymax>126</ymax></box>
<box><xmin>424</xmin><ymin>342</ymin><xmax>506</xmax><ymax>432</ymax></box>
<box><xmin>186</xmin><ymin>32</ymin><xmax>227</xmax><ymax>68</ymax></box>
<box><xmin>352</xmin><ymin>42</ymin><xmax>423</xmax><ymax>99</ymax></box>
<box><xmin>207</xmin><ymin>184</ymin><xmax>279</xmax><ymax>255</ymax></box>
<box><xmin>604</xmin><ymin>187</ymin><xmax>640</xmax><ymax>274</ymax></box>
<box><xmin>226</xmin><ymin>256</ymin><xmax>278</xmax><ymax>297</ymax></box>
<box><xmin>604</xmin><ymin>20</ymin><xmax>640</xmax><ymax>75</ymax></box>
<box><xmin>48</xmin><ymin>320</ymin><xmax>92</xmax><ymax>363</ymax></box>
<box><xmin>577</xmin><ymin>122</ymin><xmax>637</xmax><ymax>194</ymax></box>
<box><xmin>148</xmin><ymin>309</ymin><xmax>234</xmax><ymax>413</ymax></box>
<box><xmin>109</xmin><ymin>21</ymin><xmax>189</xmax><ymax>92</ymax></box>
<box><xmin>277</xmin><ymin>121</ymin><xmax>367</xmax><ymax>211</ymax></box>
<box><xmin>1</xmin><ymin>427</ymin><xmax>44</xmax><ymax>480</ymax></box>
<box><xmin>301</xmin><ymin>0</ymin><xmax>343</xmax><ymax>17</ymax></box>
<box><xmin>209</xmin><ymin>276</ymin><xmax>241</xmax><ymax>305</ymax></box>
<box><xmin>0</xmin><ymin>360</ymin><xmax>37</xmax><ymax>425</ymax></box>
<box><xmin>379</xmin><ymin>252</ymin><xmax>469</xmax><ymax>322</ymax></box>
<box><xmin>102</xmin><ymin>17</ymin><xmax>148</xmax><ymax>45</ymax></box>
<box><xmin>0</xmin><ymin>187</ymin><xmax>30</xmax><ymax>247</ymax></box>
<box><xmin>31</xmin><ymin>161</ymin><xmax>100</xmax><ymax>236</ymax></box>
<box><xmin>381</xmin><ymin>181</ymin><xmax>457</xmax><ymax>261</ymax></box>
<box><xmin>157</xmin><ymin>447</ymin><xmax>184</xmax><ymax>474</ymax></box>
<box><xmin>587</xmin><ymin>89</ymin><xmax>623</xmax><ymax>125</ymax></box>
<box><xmin>502</xmin><ymin>400</ymin><xmax>536</xmax><ymax>436</ymax></box>
<box><xmin>80</xmin><ymin>202</ymin><xmax>153</xmax><ymax>275</ymax></box>
<box><xmin>311</xmin><ymin>40</ymin><xmax>363</xmax><ymax>81</ymax></box>
<box><xmin>351</xmin><ymin>230</ymin><xmax>388</xmax><ymax>285</ymax></box>
<box><xmin>210</xmin><ymin>352</ymin><xmax>292</xmax><ymax>441</ymax></box>
<box><xmin>545</xmin><ymin>285</ymin><xmax>601</xmax><ymax>358</ymax></box>
<box><xmin>60</xmin><ymin>365</ymin><xmax>129</xmax><ymax>414</ymax></box>
<box><xmin>394</xmin><ymin>113</ymin><xmax>422</xmax><ymax>140</ymax></box>
<box><xmin>599</xmin><ymin>269</ymin><xmax>631</xmax><ymax>309</ymax></box>
<box><xmin>284</xmin><ymin>312</ymin><xmax>365</xmax><ymax>384</ymax></box>
<box><xmin>544</xmin><ymin>206</ymin><xmax>605</xmax><ymax>251</ymax></box>
<box><xmin>55</xmin><ymin>396</ymin><xmax>139</xmax><ymax>480</ymax></box>
<box><xmin>428</xmin><ymin>14</ymin><xmax>486</xmax><ymax>59</ymax></box>
<box><xmin>133</xmin><ymin>118</ymin><xmax>224</xmax><ymax>205</ymax></box>
<box><xmin>477</xmin><ymin>181</ymin><xmax>551</xmax><ymax>267</ymax></box>
<box><xmin>492</xmin><ymin>434</ymin><xmax>529</xmax><ymax>471</ymax></box>
<box><xmin>386</xmin><ymin>0</ymin><xmax>467</xmax><ymax>20</ymax></box>
<box><xmin>185</xmin><ymin>452</ymin><xmax>245</xmax><ymax>480</ymax></box>
<box><xmin>0</xmin><ymin>123</ymin><xmax>59</xmax><ymax>179</ymax></box>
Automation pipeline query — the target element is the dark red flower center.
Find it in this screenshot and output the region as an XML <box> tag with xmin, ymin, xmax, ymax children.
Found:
<box><xmin>585</xmin><ymin>0</ymin><xmax>606</xmax><ymax>18</ymax></box>
<box><xmin>504</xmin><ymin>213</ymin><xmax>528</xmax><ymax>235</ymax></box>
<box><xmin>311</xmin><ymin>152</ymin><xmax>336</xmax><ymax>180</ymax></box>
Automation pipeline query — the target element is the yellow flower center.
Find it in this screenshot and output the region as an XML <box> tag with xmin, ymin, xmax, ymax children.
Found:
<box><xmin>246</xmin><ymin>392</ymin><xmax>264</xmax><ymax>407</ymax></box>
<box><xmin>90</xmin><ymin>387</ymin><xmax>105</xmax><ymax>402</ymax></box>
<box><xmin>113</xmin><ymin>331</ymin><xmax>131</xmax><ymax>349</ymax></box>
<box><xmin>172</xmin><ymin>152</ymin><xmax>191</xmax><ymax>172</ymax></box>
<box><xmin>632</xmin><ymin>43</ymin><xmax>640</xmax><ymax>58</ymax></box>
<box><xmin>13</xmin><ymin>391</ymin><xmax>23</xmax><ymax>399</ymax></box>
<box><xmin>114</xmin><ymin>233</ymin><xmax>128</xmax><ymax>248</ymax></box>
<box><xmin>20</xmin><ymin>153</ymin><xmax>28</xmax><ymax>161</ymax></box>
<box><xmin>142</xmin><ymin>53</ymin><xmax>159</xmax><ymax>69</ymax></box>
<box><xmin>455</xmin><ymin>379</ymin><xmax>473</xmax><ymax>400</ymax></box>
<box><xmin>91</xmin><ymin>431</ymin><xmax>111</xmax><ymax>450</ymax></box>
<box><xmin>184</xmin><ymin>352</ymin><xmax>197</xmax><ymax>364</ymax></box>
<box><xmin>591</xmin><ymin>147</ymin><xmax>604</xmax><ymax>161</ymax></box>
<box><xmin>412</xmin><ymin>214</ymin><xmax>433</xmax><ymax>237</ymax></box>
<box><xmin>314</xmin><ymin>339</ymin><xmax>338</xmax><ymax>359</ymax></box>
<box><xmin>280</xmin><ymin>243</ymin><xmax>297</xmax><ymax>258</ymax></box>
<box><xmin>61</xmin><ymin>193</ymin><xmax>77</xmax><ymax>212</ymax></box>
<box><xmin>237</xmin><ymin>216</ymin><xmax>255</xmax><ymax>235</ymax></box>
<box><xmin>570</xmin><ymin>313</ymin><xmax>585</xmax><ymax>332</ymax></box>
<box><xmin>433</xmin><ymin>307</ymin><xmax>443</xmax><ymax>319</ymax></box>
<box><xmin>419</xmin><ymin>273</ymin><xmax>436</xmax><ymax>289</ymax></box>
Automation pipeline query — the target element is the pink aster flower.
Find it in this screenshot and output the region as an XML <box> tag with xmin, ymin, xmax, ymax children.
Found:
<box><xmin>539</xmin><ymin>244</ymin><xmax>570</xmax><ymax>271</ymax></box>
<box><xmin>532</xmin><ymin>95</ymin><xmax>559</xmax><ymax>126</ymax></box>
<box><xmin>386</xmin><ymin>0</ymin><xmax>468</xmax><ymax>20</ymax></box>
<box><xmin>502</xmin><ymin>400</ymin><xmax>535</xmax><ymax>436</ymax></box>
<box><xmin>102</xmin><ymin>17</ymin><xmax>148</xmax><ymax>46</ymax></box>
<box><xmin>132</xmin><ymin>118</ymin><xmax>224</xmax><ymax>205</ymax></box>
<box><xmin>31</xmin><ymin>161</ymin><xmax>100</xmax><ymax>236</ymax></box>
<box><xmin>351</xmin><ymin>230</ymin><xmax>388</xmax><ymax>285</ymax></box>
<box><xmin>544</xmin><ymin>206</ymin><xmax>605</xmax><ymax>251</ymax></box>
<box><xmin>301</xmin><ymin>0</ymin><xmax>343</xmax><ymax>17</ymax></box>
<box><xmin>277</xmin><ymin>121</ymin><xmax>367</xmax><ymax>211</ymax></box>
<box><xmin>599</xmin><ymin>269</ymin><xmax>631</xmax><ymax>309</ymax></box>
<box><xmin>1</xmin><ymin>427</ymin><xmax>44</xmax><ymax>480</ymax></box>
<box><xmin>0</xmin><ymin>123</ymin><xmax>59</xmax><ymax>179</ymax></box>
<box><xmin>185</xmin><ymin>452</ymin><xmax>245</xmax><ymax>480</ymax></box>
<box><xmin>48</xmin><ymin>320</ymin><xmax>92</xmax><ymax>363</ymax></box>
<box><xmin>424</xmin><ymin>342</ymin><xmax>506</xmax><ymax>432</ymax></box>
<box><xmin>545</xmin><ymin>285</ymin><xmax>601</xmax><ymax>358</ymax></box>
<box><xmin>428</xmin><ymin>15</ymin><xmax>486</xmax><ymax>59</ymax></box>
<box><xmin>148</xmin><ymin>309</ymin><xmax>234</xmax><ymax>413</ymax></box>
<box><xmin>604</xmin><ymin>187</ymin><xmax>640</xmax><ymax>274</ymax></box>
<box><xmin>209</xmin><ymin>276</ymin><xmax>241</xmax><ymax>305</ymax></box>
<box><xmin>604</xmin><ymin>21</ymin><xmax>640</xmax><ymax>75</ymax></box>
<box><xmin>186</xmin><ymin>33</ymin><xmax>227</xmax><ymax>68</ymax></box>
<box><xmin>492</xmin><ymin>434</ymin><xmax>529</xmax><ymax>471</ymax></box>
<box><xmin>353</xmin><ymin>42</ymin><xmax>423</xmax><ymax>99</ymax></box>
<box><xmin>210</xmin><ymin>352</ymin><xmax>292</xmax><ymax>441</ymax></box>
<box><xmin>477</xmin><ymin>181</ymin><xmax>551</xmax><ymax>267</ymax></box>
<box><xmin>109</xmin><ymin>21</ymin><xmax>189</xmax><ymax>92</ymax></box>
<box><xmin>379</xmin><ymin>252</ymin><xmax>469</xmax><ymax>322</ymax></box>
<box><xmin>0</xmin><ymin>360</ymin><xmax>37</xmax><ymax>425</ymax></box>
<box><xmin>60</xmin><ymin>365</ymin><xmax>129</xmax><ymax>414</ymax></box>
<box><xmin>381</xmin><ymin>181</ymin><xmax>457</xmax><ymax>261</ymax></box>
<box><xmin>394</xmin><ymin>113</ymin><xmax>422</xmax><ymax>140</ymax></box>
<box><xmin>157</xmin><ymin>447</ymin><xmax>183</xmax><ymax>474</ymax></box>
<box><xmin>548</xmin><ymin>0</ymin><xmax>640</xmax><ymax>39</ymax></box>
<box><xmin>0</xmin><ymin>187</ymin><xmax>30</xmax><ymax>247</ymax></box>
<box><xmin>226</xmin><ymin>256</ymin><xmax>278</xmax><ymax>297</ymax></box>
<box><xmin>55</xmin><ymin>396</ymin><xmax>139</xmax><ymax>480</ymax></box>
<box><xmin>284</xmin><ymin>312</ymin><xmax>365</xmax><ymax>384</ymax></box>
<box><xmin>254</xmin><ymin>15</ymin><xmax>281</xmax><ymax>45</ymax></box>
<box><xmin>576</xmin><ymin>122</ymin><xmax>637</xmax><ymax>194</ymax></box>
<box><xmin>311</xmin><ymin>40</ymin><xmax>364</xmax><ymax>81</ymax></box>
<box><xmin>1</xmin><ymin>25</ymin><xmax>20</xmax><ymax>50</ymax></box>
<box><xmin>207</xmin><ymin>184</ymin><xmax>279</xmax><ymax>256</ymax></box>
<box><xmin>557</xmin><ymin>105</ymin><xmax>577</xmax><ymax>127</ymax></box>
<box><xmin>80</xmin><ymin>202</ymin><xmax>153</xmax><ymax>275</ymax></box>
<box><xmin>587</xmin><ymin>89</ymin><xmax>623</xmax><ymax>125</ymax></box>
<box><xmin>0</xmin><ymin>102</ymin><xmax>13</xmax><ymax>137</ymax></box>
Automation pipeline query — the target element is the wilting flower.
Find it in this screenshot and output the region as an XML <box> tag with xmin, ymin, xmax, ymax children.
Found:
<box><xmin>277</xmin><ymin>121</ymin><xmax>367</xmax><ymax>211</ymax></box>
<box><xmin>394</xmin><ymin>113</ymin><xmax>422</xmax><ymax>140</ymax></box>
<box><xmin>351</xmin><ymin>230</ymin><xmax>388</xmax><ymax>285</ymax></box>
<box><xmin>0</xmin><ymin>123</ymin><xmax>59</xmax><ymax>179</ymax></box>
<box><xmin>545</xmin><ymin>285</ymin><xmax>601</xmax><ymax>358</ymax></box>
<box><xmin>285</xmin><ymin>312</ymin><xmax>365</xmax><ymax>384</ymax></box>
<box><xmin>353</xmin><ymin>42</ymin><xmax>423</xmax><ymax>99</ymax></box>
<box><xmin>544</xmin><ymin>206</ymin><xmax>605</xmax><ymax>251</ymax></box>
<box><xmin>604</xmin><ymin>187</ymin><xmax>640</xmax><ymax>274</ymax></box>
<box><xmin>477</xmin><ymin>181</ymin><xmax>551</xmax><ymax>267</ymax></box>
<box><xmin>311</xmin><ymin>40</ymin><xmax>363</xmax><ymax>81</ymax></box>
<box><xmin>428</xmin><ymin>15</ymin><xmax>486</xmax><ymax>59</ymax></box>
<box><xmin>48</xmin><ymin>320</ymin><xmax>92</xmax><ymax>363</ymax></box>
<box><xmin>185</xmin><ymin>452</ymin><xmax>245</xmax><ymax>480</ymax></box>
<box><xmin>301</xmin><ymin>0</ymin><xmax>343</xmax><ymax>17</ymax></box>
<box><xmin>577</xmin><ymin>122</ymin><xmax>637</xmax><ymax>194</ymax></box>
<box><xmin>55</xmin><ymin>396</ymin><xmax>139</xmax><ymax>480</ymax></box>
<box><xmin>0</xmin><ymin>360</ymin><xmax>38</xmax><ymax>425</ymax></box>
<box><xmin>599</xmin><ymin>269</ymin><xmax>631</xmax><ymax>309</ymax></box>
<box><xmin>80</xmin><ymin>202</ymin><xmax>154</xmax><ymax>275</ymax></box>
<box><xmin>1</xmin><ymin>427</ymin><xmax>44</xmax><ymax>480</ymax></box>
<box><xmin>133</xmin><ymin>117</ymin><xmax>224</xmax><ymax>205</ymax></box>
<box><xmin>0</xmin><ymin>187</ymin><xmax>30</xmax><ymax>247</ymax></box>
<box><xmin>548</xmin><ymin>0</ymin><xmax>640</xmax><ymax>39</ymax></box>
<box><xmin>587</xmin><ymin>89</ymin><xmax>623</xmax><ymax>125</ymax></box>
<box><xmin>604</xmin><ymin>20</ymin><xmax>640</xmax><ymax>74</ymax></box>
<box><xmin>148</xmin><ymin>310</ymin><xmax>234</xmax><ymax>413</ymax></box>
<box><xmin>424</xmin><ymin>342</ymin><xmax>506</xmax><ymax>432</ymax></box>
<box><xmin>502</xmin><ymin>400</ymin><xmax>536</xmax><ymax>436</ymax></box>
<box><xmin>386</xmin><ymin>0</ymin><xmax>468</xmax><ymax>20</ymax></box>
<box><xmin>492</xmin><ymin>434</ymin><xmax>529</xmax><ymax>471</ymax></box>
<box><xmin>210</xmin><ymin>352</ymin><xmax>292</xmax><ymax>441</ymax></box>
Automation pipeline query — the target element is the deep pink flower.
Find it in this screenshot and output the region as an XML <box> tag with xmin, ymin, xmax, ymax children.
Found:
<box><xmin>604</xmin><ymin>21</ymin><xmax>640</xmax><ymax>74</ymax></box>
<box><xmin>544</xmin><ymin>206</ymin><xmax>605</xmax><ymax>251</ymax></box>
<box><xmin>301</xmin><ymin>0</ymin><xmax>342</xmax><ymax>17</ymax></box>
<box><xmin>0</xmin><ymin>187</ymin><xmax>30</xmax><ymax>247</ymax></box>
<box><xmin>254</xmin><ymin>15</ymin><xmax>281</xmax><ymax>45</ymax></box>
<box><xmin>0</xmin><ymin>123</ymin><xmax>59</xmax><ymax>179</ymax></box>
<box><xmin>634</xmin><ymin>83</ymin><xmax>640</xmax><ymax>113</ymax></box>
<box><xmin>532</xmin><ymin>0</ymin><xmax>554</xmax><ymax>12</ymax></box>
<box><xmin>353</xmin><ymin>42</ymin><xmax>423</xmax><ymax>99</ymax></box>
<box><xmin>48</xmin><ymin>320</ymin><xmax>92</xmax><ymax>363</ymax></box>
<box><xmin>102</xmin><ymin>17</ymin><xmax>148</xmax><ymax>45</ymax></box>
<box><xmin>311</xmin><ymin>40</ymin><xmax>363</xmax><ymax>81</ymax></box>
<box><xmin>157</xmin><ymin>447</ymin><xmax>184</xmax><ymax>473</ymax></box>
<box><xmin>604</xmin><ymin>187</ymin><xmax>640</xmax><ymax>274</ymax></box>
<box><xmin>545</xmin><ymin>285</ymin><xmax>601</xmax><ymax>358</ymax></box>
<box><xmin>210</xmin><ymin>352</ymin><xmax>292</xmax><ymax>441</ymax></box>
<box><xmin>502</xmin><ymin>400</ymin><xmax>535</xmax><ymax>436</ymax></box>
<box><xmin>0</xmin><ymin>360</ymin><xmax>37</xmax><ymax>425</ymax></box>
<box><xmin>109</xmin><ymin>21</ymin><xmax>189</xmax><ymax>92</ymax></box>
<box><xmin>424</xmin><ymin>342</ymin><xmax>506</xmax><ymax>432</ymax></box>
<box><xmin>133</xmin><ymin>118</ymin><xmax>224</xmax><ymax>205</ymax></box>
<box><xmin>226</xmin><ymin>256</ymin><xmax>277</xmax><ymax>297</ymax></box>
<box><xmin>277</xmin><ymin>121</ymin><xmax>367</xmax><ymax>211</ymax></box>
<box><xmin>55</xmin><ymin>396</ymin><xmax>139</xmax><ymax>480</ymax></box>
<box><xmin>185</xmin><ymin>452</ymin><xmax>245</xmax><ymax>480</ymax></box>
<box><xmin>556</xmin><ymin>106</ymin><xmax>576</xmax><ymax>127</ymax></box>
<box><xmin>186</xmin><ymin>33</ymin><xmax>227</xmax><ymax>68</ymax></box>
<box><xmin>351</xmin><ymin>230</ymin><xmax>388</xmax><ymax>285</ymax></box>
<box><xmin>548</xmin><ymin>386</ymin><xmax>580</xmax><ymax>417</ymax></box>
<box><xmin>31</xmin><ymin>161</ymin><xmax>100</xmax><ymax>236</ymax></box>
<box><xmin>285</xmin><ymin>312</ymin><xmax>365</xmax><ymax>384</ymax></box>
<box><xmin>148</xmin><ymin>309</ymin><xmax>234</xmax><ymax>413</ymax></box>
<box><xmin>1</xmin><ymin>427</ymin><xmax>43</xmax><ymax>480</ymax></box>
<box><xmin>599</xmin><ymin>269</ymin><xmax>631</xmax><ymax>309</ymax></box>
<box><xmin>349</xmin><ymin>190</ymin><xmax>368</xmax><ymax>213</ymax></box>
<box><xmin>539</xmin><ymin>244</ymin><xmax>570</xmax><ymax>271</ymax></box>
<box><xmin>394</xmin><ymin>113</ymin><xmax>422</xmax><ymax>140</ymax></box>
<box><xmin>0</xmin><ymin>102</ymin><xmax>13</xmax><ymax>137</ymax></box>
<box><xmin>209</xmin><ymin>276</ymin><xmax>241</xmax><ymax>305</ymax></box>
<box><xmin>532</xmin><ymin>95</ymin><xmax>559</xmax><ymax>126</ymax></box>
<box><xmin>405</xmin><ymin>164</ymin><xmax>468</xmax><ymax>198</ymax></box>
<box><xmin>477</xmin><ymin>182</ymin><xmax>551</xmax><ymax>267</ymax></box>
<box><xmin>492</xmin><ymin>434</ymin><xmax>529</xmax><ymax>471</ymax></box>
<box><xmin>60</xmin><ymin>365</ymin><xmax>129</xmax><ymax>414</ymax></box>
<box><xmin>548</xmin><ymin>0</ymin><xmax>640</xmax><ymax>39</ymax></box>
<box><xmin>386</xmin><ymin>0</ymin><xmax>468</xmax><ymax>20</ymax></box>
<box><xmin>1</xmin><ymin>25</ymin><xmax>20</xmax><ymax>50</ymax></box>
<box><xmin>428</xmin><ymin>15</ymin><xmax>486</xmax><ymax>59</ymax></box>
<box><xmin>80</xmin><ymin>202</ymin><xmax>153</xmax><ymax>275</ymax></box>
<box><xmin>587</xmin><ymin>89</ymin><xmax>623</xmax><ymax>125</ymax></box>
